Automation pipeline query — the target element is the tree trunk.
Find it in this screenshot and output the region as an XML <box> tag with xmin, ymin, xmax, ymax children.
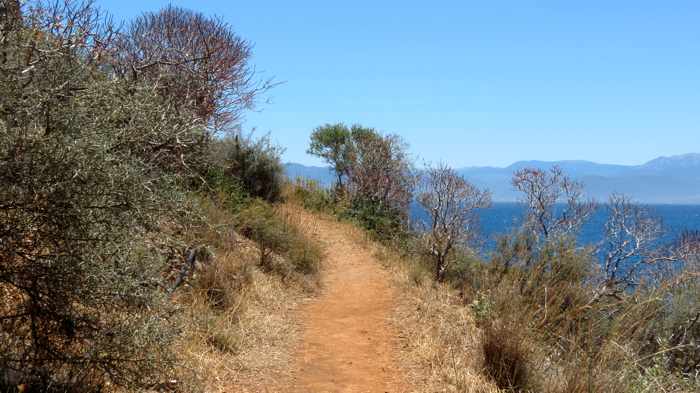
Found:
<box><xmin>435</xmin><ymin>256</ymin><xmax>447</xmax><ymax>282</ymax></box>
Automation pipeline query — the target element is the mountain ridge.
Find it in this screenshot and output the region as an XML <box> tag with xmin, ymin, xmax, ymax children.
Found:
<box><xmin>284</xmin><ymin>153</ymin><xmax>700</xmax><ymax>204</ymax></box>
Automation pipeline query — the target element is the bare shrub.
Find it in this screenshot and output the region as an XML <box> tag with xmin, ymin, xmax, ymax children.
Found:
<box><xmin>113</xmin><ymin>5</ymin><xmax>273</xmax><ymax>131</ymax></box>
<box><xmin>597</xmin><ymin>194</ymin><xmax>674</xmax><ymax>298</ymax></box>
<box><xmin>347</xmin><ymin>127</ymin><xmax>416</xmax><ymax>220</ymax></box>
<box><xmin>512</xmin><ymin>166</ymin><xmax>596</xmax><ymax>242</ymax></box>
<box><xmin>418</xmin><ymin>164</ymin><xmax>491</xmax><ymax>282</ymax></box>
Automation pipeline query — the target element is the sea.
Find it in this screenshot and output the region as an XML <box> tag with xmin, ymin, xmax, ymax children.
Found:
<box><xmin>411</xmin><ymin>203</ymin><xmax>700</xmax><ymax>254</ymax></box>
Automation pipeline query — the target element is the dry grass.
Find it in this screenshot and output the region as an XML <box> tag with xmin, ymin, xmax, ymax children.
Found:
<box><xmin>280</xmin><ymin>195</ymin><xmax>502</xmax><ymax>392</ymax></box>
<box><xmin>362</xmin><ymin>242</ymin><xmax>500</xmax><ymax>393</ymax></box>
<box><xmin>170</xmin><ymin>199</ymin><xmax>323</xmax><ymax>392</ymax></box>
<box><xmin>175</xmin><ymin>261</ymin><xmax>305</xmax><ymax>392</ymax></box>
<box><xmin>393</xmin><ymin>275</ymin><xmax>500</xmax><ymax>392</ymax></box>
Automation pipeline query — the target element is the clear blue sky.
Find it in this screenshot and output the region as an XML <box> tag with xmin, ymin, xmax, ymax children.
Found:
<box><xmin>99</xmin><ymin>0</ymin><xmax>700</xmax><ymax>167</ymax></box>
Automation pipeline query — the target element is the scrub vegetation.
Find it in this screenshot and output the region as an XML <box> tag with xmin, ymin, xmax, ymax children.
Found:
<box><xmin>1</xmin><ymin>1</ymin><xmax>697</xmax><ymax>392</ymax></box>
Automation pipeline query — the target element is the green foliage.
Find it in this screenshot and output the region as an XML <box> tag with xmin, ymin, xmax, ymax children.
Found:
<box><xmin>0</xmin><ymin>38</ymin><xmax>184</xmax><ymax>393</ymax></box>
<box><xmin>289</xmin><ymin>178</ymin><xmax>336</xmax><ymax>213</ymax></box>
<box><xmin>219</xmin><ymin>134</ymin><xmax>285</xmax><ymax>203</ymax></box>
<box><xmin>307</xmin><ymin>123</ymin><xmax>353</xmax><ymax>188</ymax></box>
<box><xmin>0</xmin><ymin>1</ymin><xmax>272</xmax><ymax>390</ymax></box>
<box><xmin>201</xmin><ymin>164</ymin><xmax>250</xmax><ymax>213</ymax></box>
<box><xmin>304</xmin><ymin>123</ymin><xmax>415</xmax><ymax>240</ymax></box>
<box><xmin>340</xmin><ymin>196</ymin><xmax>407</xmax><ymax>241</ymax></box>
<box><xmin>236</xmin><ymin>200</ymin><xmax>287</xmax><ymax>267</ymax></box>
<box><xmin>469</xmin><ymin>291</ymin><xmax>494</xmax><ymax>321</ymax></box>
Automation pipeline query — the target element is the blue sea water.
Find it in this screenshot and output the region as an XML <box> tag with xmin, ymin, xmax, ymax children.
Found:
<box><xmin>411</xmin><ymin>203</ymin><xmax>700</xmax><ymax>253</ymax></box>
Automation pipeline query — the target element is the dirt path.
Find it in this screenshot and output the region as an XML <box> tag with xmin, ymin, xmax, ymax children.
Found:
<box><xmin>284</xmin><ymin>213</ymin><xmax>407</xmax><ymax>392</ymax></box>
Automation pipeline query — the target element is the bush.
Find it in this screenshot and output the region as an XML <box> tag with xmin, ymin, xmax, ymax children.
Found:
<box><xmin>482</xmin><ymin>323</ymin><xmax>531</xmax><ymax>391</ymax></box>
<box><xmin>235</xmin><ymin>200</ymin><xmax>289</xmax><ymax>269</ymax></box>
<box><xmin>340</xmin><ymin>196</ymin><xmax>407</xmax><ymax>241</ymax></box>
<box><xmin>201</xmin><ymin>164</ymin><xmax>250</xmax><ymax>213</ymax></box>
<box><xmin>235</xmin><ymin>200</ymin><xmax>322</xmax><ymax>278</ymax></box>
<box><xmin>0</xmin><ymin>1</ymin><xmax>247</xmax><ymax>390</ymax></box>
<box><xmin>289</xmin><ymin>178</ymin><xmax>336</xmax><ymax>213</ymax></box>
<box><xmin>219</xmin><ymin>134</ymin><xmax>285</xmax><ymax>203</ymax></box>
<box><xmin>197</xmin><ymin>257</ymin><xmax>254</xmax><ymax>311</ymax></box>
<box><xmin>476</xmin><ymin>233</ymin><xmax>700</xmax><ymax>392</ymax></box>
<box><xmin>0</xmin><ymin>55</ymin><xmax>182</xmax><ymax>393</ymax></box>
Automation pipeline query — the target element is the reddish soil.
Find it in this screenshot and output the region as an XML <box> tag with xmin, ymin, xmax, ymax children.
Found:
<box><xmin>283</xmin><ymin>214</ymin><xmax>407</xmax><ymax>392</ymax></box>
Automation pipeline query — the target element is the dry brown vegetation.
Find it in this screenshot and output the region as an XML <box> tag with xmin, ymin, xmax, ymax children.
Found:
<box><xmin>172</xmin><ymin>200</ymin><xmax>323</xmax><ymax>392</ymax></box>
<box><xmin>341</xmin><ymin>225</ymin><xmax>499</xmax><ymax>392</ymax></box>
<box><xmin>291</xmin><ymin>170</ymin><xmax>699</xmax><ymax>393</ymax></box>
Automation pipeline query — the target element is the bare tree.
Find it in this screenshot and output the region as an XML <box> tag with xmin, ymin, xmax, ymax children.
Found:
<box><xmin>113</xmin><ymin>5</ymin><xmax>273</xmax><ymax>131</ymax></box>
<box><xmin>595</xmin><ymin>194</ymin><xmax>675</xmax><ymax>299</ymax></box>
<box><xmin>348</xmin><ymin>127</ymin><xmax>415</xmax><ymax>219</ymax></box>
<box><xmin>419</xmin><ymin>164</ymin><xmax>491</xmax><ymax>282</ymax></box>
<box><xmin>512</xmin><ymin>166</ymin><xmax>596</xmax><ymax>242</ymax></box>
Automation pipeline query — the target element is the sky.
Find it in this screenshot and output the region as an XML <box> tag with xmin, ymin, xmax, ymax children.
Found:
<box><xmin>98</xmin><ymin>0</ymin><xmax>700</xmax><ymax>168</ymax></box>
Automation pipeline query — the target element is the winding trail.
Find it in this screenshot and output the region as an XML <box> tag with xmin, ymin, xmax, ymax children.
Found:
<box><xmin>284</xmin><ymin>212</ymin><xmax>407</xmax><ymax>392</ymax></box>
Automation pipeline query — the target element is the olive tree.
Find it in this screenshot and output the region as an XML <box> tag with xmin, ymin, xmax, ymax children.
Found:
<box><xmin>418</xmin><ymin>164</ymin><xmax>491</xmax><ymax>282</ymax></box>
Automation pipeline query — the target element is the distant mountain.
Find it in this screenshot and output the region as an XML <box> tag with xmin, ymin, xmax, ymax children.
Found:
<box><xmin>284</xmin><ymin>153</ymin><xmax>700</xmax><ymax>204</ymax></box>
<box><xmin>639</xmin><ymin>153</ymin><xmax>700</xmax><ymax>175</ymax></box>
<box><xmin>283</xmin><ymin>163</ymin><xmax>335</xmax><ymax>186</ymax></box>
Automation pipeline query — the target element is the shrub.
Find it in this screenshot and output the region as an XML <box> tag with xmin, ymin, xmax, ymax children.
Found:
<box><xmin>235</xmin><ymin>200</ymin><xmax>289</xmax><ymax>269</ymax></box>
<box><xmin>0</xmin><ymin>1</ymin><xmax>254</xmax><ymax>390</ymax></box>
<box><xmin>197</xmin><ymin>257</ymin><xmax>254</xmax><ymax>311</ymax></box>
<box><xmin>219</xmin><ymin>134</ymin><xmax>285</xmax><ymax>203</ymax></box>
<box><xmin>0</xmin><ymin>57</ymin><xmax>181</xmax><ymax>393</ymax></box>
<box><xmin>289</xmin><ymin>178</ymin><xmax>336</xmax><ymax>213</ymax></box>
<box><xmin>341</xmin><ymin>196</ymin><xmax>407</xmax><ymax>241</ymax></box>
<box><xmin>482</xmin><ymin>323</ymin><xmax>531</xmax><ymax>391</ymax></box>
<box><xmin>286</xmin><ymin>233</ymin><xmax>323</xmax><ymax>276</ymax></box>
<box><xmin>235</xmin><ymin>200</ymin><xmax>322</xmax><ymax>278</ymax></box>
<box><xmin>201</xmin><ymin>164</ymin><xmax>250</xmax><ymax>213</ymax></box>
<box><xmin>304</xmin><ymin>124</ymin><xmax>416</xmax><ymax>239</ymax></box>
<box><xmin>113</xmin><ymin>5</ymin><xmax>272</xmax><ymax>131</ymax></box>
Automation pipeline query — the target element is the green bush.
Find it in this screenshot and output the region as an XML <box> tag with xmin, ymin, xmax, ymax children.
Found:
<box><xmin>219</xmin><ymin>134</ymin><xmax>285</xmax><ymax>203</ymax></box>
<box><xmin>202</xmin><ymin>165</ymin><xmax>250</xmax><ymax>213</ymax></box>
<box><xmin>0</xmin><ymin>38</ymin><xmax>183</xmax><ymax>393</ymax></box>
<box><xmin>0</xmin><ymin>1</ymin><xmax>264</xmax><ymax>390</ymax></box>
<box><xmin>340</xmin><ymin>196</ymin><xmax>407</xmax><ymax>241</ymax></box>
<box><xmin>290</xmin><ymin>178</ymin><xmax>336</xmax><ymax>213</ymax></box>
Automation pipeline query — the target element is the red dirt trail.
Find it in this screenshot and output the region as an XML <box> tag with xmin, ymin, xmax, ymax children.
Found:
<box><xmin>277</xmin><ymin>213</ymin><xmax>407</xmax><ymax>392</ymax></box>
